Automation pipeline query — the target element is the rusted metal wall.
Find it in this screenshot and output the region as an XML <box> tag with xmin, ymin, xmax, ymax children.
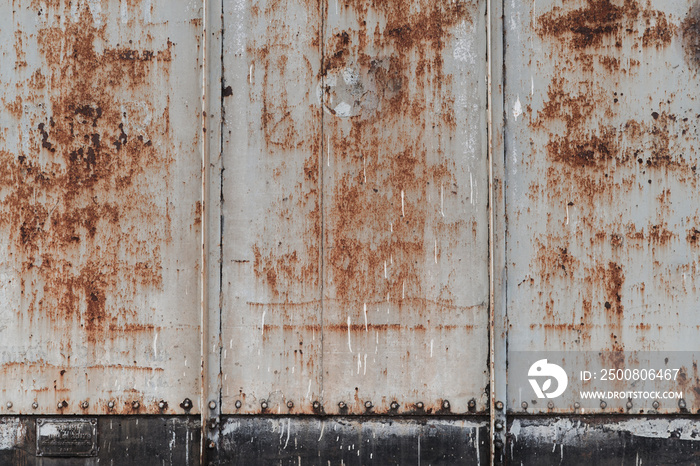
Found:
<box><xmin>0</xmin><ymin>0</ymin><xmax>203</xmax><ymax>415</ymax></box>
<box><xmin>504</xmin><ymin>0</ymin><xmax>700</xmax><ymax>414</ymax></box>
<box><xmin>3</xmin><ymin>0</ymin><xmax>700</xmax><ymax>464</ymax></box>
<box><xmin>220</xmin><ymin>0</ymin><xmax>490</xmax><ymax>416</ymax></box>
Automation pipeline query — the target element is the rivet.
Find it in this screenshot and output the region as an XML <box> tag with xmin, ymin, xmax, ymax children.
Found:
<box><xmin>495</xmin><ymin>401</ymin><xmax>504</xmax><ymax>410</ymax></box>
<box><xmin>158</xmin><ymin>400</ymin><xmax>167</xmax><ymax>410</ymax></box>
<box><xmin>260</xmin><ymin>400</ymin><xmax>268</xmax><ymax>410</ymax></box>
<box><xmin>468</xmin><ymin>399</ymin><xmax>476</xmax><ymax>409</ymax></box>
<box><xmin>338</xmin><ymin>401</ymin><xmax>346</xmax><ymax>409</ymax></box>
<box><xmin>181</xmin><ymin>398</ymin><xmax>193</xmax><ymax>410</ymax></box>
<box><xmin>108</xmin><ymin>401</ymin><xmax>115</xmax><ymax>410</ymax></box>
<box><xmin>5</xmin><ymin>402</ymin><xmax>12</xmax><ymax>409</ymax></box>
<box><xmin>521</xmin><ymin>402</ymin><xmax>528</xmax><ymax>410</ymax></box>
<box><xmin>390</xmin><ymin>401</ymin><xmax>399</xmax><ymax>410</ymax></box>
<box><xmin>287</xmin><ymin>401</ymin><xmax>294</xmax><ymax>409</ymax></box>
<box><xmin>235</xmin><ymin>400</ymin><xmax>242</xmax><ymax>409</ymax></box>
<box><xmin>312</xmin><ymin>401</ymin><xmax>320</xmax><ymax>410</ymax></box>
<box><xmin>207</xmin><ymin>440</ymin><xmax>216</xmax><ymax>450</ymax></box>
<box><xmin>652</xmin><ymin>401</ymin><xmax>660</xmax><ymax>409</ymax></box>
<box><xmin>442</xmin><ymin>400</ymin><xmax>450</xmax><ymax>410</ymax></box>
<box><xmin>32</xmin><ymin>402</ymin><xmax>39</xmax><ymax>410</ymax></box>
<box><xmin>364</xmin><ymin>400</ymin><xmax>373</xmax><ymax>409</ymax></box>
<box><xmin>547</xmin><ymin>401</ymin><xmax>554</xmax><ymax>409</ymax></box>
<box><xmin>574</xmin><ymin>402</ymin><xmax>580</xmax><ymax>409</ymax></box>
<box><xmin>416</xmin><ymin>401</ymin><xmax>424</xmax><ymax>409</ymax></box>
<box><xmin>81</xmin><ymin>401</ymin><xmax>89</xmax><ymax>409</ymax></box>
<box><xmin>679</xmin><ymin>399</ymin><xmax>687</xmax><ymax>409</ymax></box>
<box><xmin>132</xmin><ymin>401</ymin><xmax>140</xmax><ymax>410</ymax></box>
<box><xmin>600</xmin><ymin>401</ymin><xmax>607</xmax><ymax>409</ymax></box>
<box><xmin>626</xmin><ymin>401</ymin><xmax>633</xmax><ymax>409</ymax></box>
<box><xmin>209</xmin><ymin>400</ymin><xmax>217</xmax><ymax>410</ymax></box>
<box><xmin>495</xmin><ymin>421</ymin><xmax>504</xmax><ymax>431</ymax></box>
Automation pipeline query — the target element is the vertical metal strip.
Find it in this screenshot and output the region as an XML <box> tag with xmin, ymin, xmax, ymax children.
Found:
<box><xmin>200</xmin><ymin>0</ymin><xmax>211</xmax><ymax>460</ymax></box>
<box><xmin>488</xmin><ymin>0</ymin><xmax>507</xmax><ymax>464</ymax></box>
<box><xmin>202</xmin><ymin>0</ymin><xmax>224</xmax><ymax>461</ymax></box>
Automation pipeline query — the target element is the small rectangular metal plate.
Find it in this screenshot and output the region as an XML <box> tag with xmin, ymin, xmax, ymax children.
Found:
<box><xmin>36</xmin><ymin>418</ymin><xmax>98</xmax><ymax>457</ymax></box>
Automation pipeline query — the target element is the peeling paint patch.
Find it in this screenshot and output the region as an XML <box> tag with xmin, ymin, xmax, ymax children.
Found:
<box><xmin>0</xmin><ymin>418</ymin><xmax>25</xmax><ymax>450</ymax></box>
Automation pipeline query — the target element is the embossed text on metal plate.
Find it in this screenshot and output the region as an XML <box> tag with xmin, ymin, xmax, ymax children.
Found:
<box><xmin>36</xmin><ymin>418</ymin><xmax>98</xmax><ymax>457</ymax></box>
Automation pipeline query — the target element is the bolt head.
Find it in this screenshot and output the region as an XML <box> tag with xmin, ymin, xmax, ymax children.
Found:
<box><xmin>442</xmin><ymin>400</ymin><xmax>450</xmax><ymax>410</ymax></box>
<box><xmin>260</xmin><ymin>400</ymin><xmax>268</xmax><ymax>410</ymax></box>
<box><xmin>32</xmin><ymin>402</ymin><xmax>38</xmax><ymax>409</ymax></box>
<box><xmin>235</xmin><ymin>400</ymin><xmax>242</xmax><ymax>409</ymax></box>
<box><xmin>207</xmin><ymin>440</ymin><xmax>216</xmax><ymax>450</ymax></box>
<box><xmin>495</xmin><ymin>421</ymin><xmax>504</xmax><ymax>431</ymax></box>
<box><xmin>416</xmin><ymin>401</ymin><xmax>424</xmax><ymax>409</ymax></box>
<box><xmin>5</xmin><ymin>402</ymin><xmax>12</xmax><ymax>409</ymax></box>
<box><xmin>57</xmin><ymin>402</ymin><xmax>64</xmax><ymax>410</ymax></box>
<box><xmin>287</xmin><ymin>401</ymin><xmax>294</xmax><ymax>409</ymax></box>
<box><xmin>547</xmin><ymin>401</ymin><xmax>554</xmax><ymax>409</ymax></box>
<box><xmin>81</xmin><ymin>401</ymin><xmax>89</xmax><ymax>409</ymax></box>
<box><xmin>209</xmin><ymin>400</ymin><xmax>217</xmax><ymax>410</ymax></box>
<box><xmin>574</xmin><ymin>402</ymin><xmax>580</xmax><ymax>409</ymax></box>
<box><xmin>158</xmin><ymin>401</ymin><xmax>167</xmax><ymax>410</ymax></box>
<box><xmin>338</xmin><ymin>401</ymin><xmax>346</xmax><ymax>409</ymax></box>
<box><xmin>600</xmin><ymin>401</ymin><xmax>607</xmax><ymax>409</ymax></box>
<box><xmin>390</xmin><ymin>401</ymin><xmax>399</xmax><ymax>410</ymax></box>
<box><xmin>312</xmin><ymin>401</ymin><xmax>320</xmax><ymax>410</ymax></box>
<box><xmin>521</xmin><ymin>402</ymin><xmax>528</xmax><ymax>410</ymax></box>
<box><xmin>364</xmin><ymin>401</ymin><xmax>373</xmax><ymax>409</ymax></box>
<box><xmin>626</xmin><ymin>401</ymin><xmax>633</xmax><ymax>409</ymax></box>
<box><xmin>108</xmin><ymin>401</ymin><xmax>115</xmax><ymax>409</ymax></box>
<box><xmin>652</xmin><ymin>401</ymin><xmax>660</xmax><ymax>409</ymax></box>
<box><xmin>679</xmin><ymin>399</ymin><xmax>687</xmax><ymax>409</ymax></box>
<box><xmin>495</xmin><ymin>401</ymin><xmax>504</xmax><ymax>410</ymax></box>
<box><xmin>468</xmin><ymin>399</ymin><xmax>476</xmax><ymax>408</ymax></box>
<box><xmin>181</xmin><ymin>398</ymin><xmax>193</xmax><ymax>410</ymax></box>
<box><xmin>132</xmin><ymin>401</ymin><xmax>140</xmax><ymax>409</ymax></box>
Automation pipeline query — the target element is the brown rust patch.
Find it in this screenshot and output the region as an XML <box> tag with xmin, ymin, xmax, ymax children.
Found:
<box><xmin>0</xmin><ymin>6</ymin><xmax>172</xmax><ymax>344</ymax></box>
<box><xmin>537</xmin><ymin>0</ymin><xmax>675</xmax><ymax>49</ymax></box>
<box><xmin>682</xmin><ymin>2</ymin><xmax>700</xmax><ymax>69</ymax></box>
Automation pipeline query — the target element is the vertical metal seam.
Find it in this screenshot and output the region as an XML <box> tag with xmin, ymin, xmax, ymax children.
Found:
<box><xmin>201</xmin><ymin>0</ymin><xmax>211</xmax><ymax>460</ymax></box>
<box><xmin>319</xmin><ymin>0</ymin><xmax>326</xmax><ymax>409</ymax></box>
<box><xmin>218</xmin><ymin>0</ymin><xmax>226</xmax><ymax>447</ymax></box>
<box><xmin>486</xmin><ymin>0</ymin><xmax>496</xmax><ymax>464</ymax></box>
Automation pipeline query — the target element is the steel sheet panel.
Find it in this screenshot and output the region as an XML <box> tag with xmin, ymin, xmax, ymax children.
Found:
<box><xmin>504</xmin><ymin>0</ymin><xmax>700</xmax><ymax>413</ymax></box>
<box><xmin>220</xmin><ymin>0</ymin><xmax>490</xmax><ymax>415</ymax></box>
<box><xmin>0</xmin><ymin>0</ymin><xmax>203</xmax><ymax>414</ymax></box>
<box><xmin>321</xmin><ymin>0</ymin><xmax>490</xmax><ymax>414</ymax></box>
<box><xmin>220</xmin><ymin>0</ymin><xmax>324</xmax><ymax>414</ymax></box>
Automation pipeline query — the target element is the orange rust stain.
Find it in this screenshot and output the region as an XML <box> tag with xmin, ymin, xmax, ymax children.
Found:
<box><xmin>0</xmin><ymin>6</ymin><xmax>173</xmax><ymax>346</ymax></box>
<box><xmin>322</xmin><ymin>1</ymin><xmax>470</xmax><ymax>310</ymax></box>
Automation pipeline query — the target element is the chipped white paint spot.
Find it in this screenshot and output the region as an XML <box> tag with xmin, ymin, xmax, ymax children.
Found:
<box><xmin>453</xmin><ymin>20</ymin><xmax>476</xmax><ymax>64</ymax></box>
<box><xmin>334</xmin><ymin>101</ymin><xmax>352</xmax><ymax>117</ymax></box>
<box><xmin>513</xmin><ymin>96</ymin><xmax>523</xmax><ymax>121</ymax></box>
